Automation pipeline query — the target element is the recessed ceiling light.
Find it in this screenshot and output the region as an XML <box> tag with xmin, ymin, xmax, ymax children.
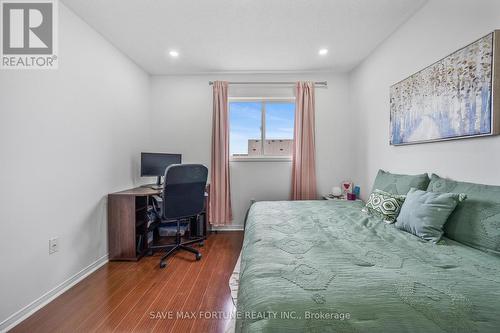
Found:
<box><xmin>318</xmin><ymin>48</ymin><xmax>328</xmax><ymax>56</ymax></box>
<box><xmin>169</xmin><ymin>50</ymin><xmax>179</xmax><ymax>58</ymax></box>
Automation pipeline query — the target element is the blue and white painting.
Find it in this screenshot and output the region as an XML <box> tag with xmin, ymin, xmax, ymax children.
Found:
<box><xmin>390</xmin><ymin>33</ymin><xmax>494</xmax><ymax>145</ymax></box>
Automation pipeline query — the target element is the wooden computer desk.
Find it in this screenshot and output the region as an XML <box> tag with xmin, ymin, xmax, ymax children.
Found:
<box><xmin>107</xmin><ymin>186</ymin><xmax>209</xmax><ymax>261</ymax></box>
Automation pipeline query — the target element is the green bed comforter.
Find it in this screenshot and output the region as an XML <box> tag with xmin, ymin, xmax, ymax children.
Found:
<box><xmin>235</xmin><ymin>200</ymin><xmax>500</xmax><ymax>333</ymax></box>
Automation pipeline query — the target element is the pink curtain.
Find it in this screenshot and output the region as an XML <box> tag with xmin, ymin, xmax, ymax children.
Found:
<box><xmin>209</xmin><ymin>81</ymin><xmax>232</xmax><ymax>225</ymax></box>
<box><xmin>291</xmin><ymin>81</ymin><xmax>318</xmax><ymax>200</ymax></box>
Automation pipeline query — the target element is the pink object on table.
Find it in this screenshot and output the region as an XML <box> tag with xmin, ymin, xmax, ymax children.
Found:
<box><xmin>347</xmin><ymin>193</ymin><xmax>357</xmax><ymax>201</ymax></box>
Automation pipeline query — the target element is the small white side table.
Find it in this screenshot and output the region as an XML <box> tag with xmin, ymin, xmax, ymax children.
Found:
<box><xmin>323</xmin><ymin>195</ymin><xmax>362</xmax><ymax>202</ymax></box>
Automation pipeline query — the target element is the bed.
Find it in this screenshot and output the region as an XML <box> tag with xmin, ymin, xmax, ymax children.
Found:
<box><xmin>235</xmin><ymin>199</ymin><xmax>500</xmax><ymax>333</ymax></box>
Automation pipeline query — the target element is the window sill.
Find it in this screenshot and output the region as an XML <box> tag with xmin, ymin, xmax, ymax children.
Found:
<box><xmin>230</xmin><ymin>156</ymin><xmax>292</xmax><ymax>162</ymax></box>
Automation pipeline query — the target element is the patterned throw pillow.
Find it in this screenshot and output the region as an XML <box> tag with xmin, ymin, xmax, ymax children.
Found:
<box><xmin>364</xmin><ymin>189</ymin><xmax>406</xmax><ymax>223</ymax></box>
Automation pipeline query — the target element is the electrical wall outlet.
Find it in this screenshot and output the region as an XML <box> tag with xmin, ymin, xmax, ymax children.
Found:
<box><xmin>49</xmin><ymin>237</ymin><xmax>59</xmax><ymax>254</ymax></box>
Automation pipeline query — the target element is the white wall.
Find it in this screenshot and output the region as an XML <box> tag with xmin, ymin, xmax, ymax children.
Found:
<box><xmin>150</xmin><ymin>73</ymin><xmax>354</xmax><ymax>228</ymax></box>
<box><xmin>350</xmin><ymin>0</ymin><xmax>500</xmax><ymax>199</ymax></box>
<box><xmin>0</xmin><ymin>3</ymin><xmax>150</xmax><ymax>328</ymax></box>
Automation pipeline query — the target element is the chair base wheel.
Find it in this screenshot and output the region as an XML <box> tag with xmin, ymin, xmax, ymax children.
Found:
<box><xmin>196</xmin><ymin>253</ymin><xmax>202</xmax><ymax>261</ymax></box>
<box><xmin>160</xmin><ymin>261</ymin><xmax>167</xmax><ymax>269</ymax></box>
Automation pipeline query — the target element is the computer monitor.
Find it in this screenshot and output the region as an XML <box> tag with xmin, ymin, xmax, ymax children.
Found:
<box><xmin>141</xmin><ymin>152</ymin><xmax>182</xmax><ymax>188</ymax></box>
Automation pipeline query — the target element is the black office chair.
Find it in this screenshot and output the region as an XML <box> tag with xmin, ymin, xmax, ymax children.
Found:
<box><xmin>149</xmin><ymin>164</ymin><xmax>208</xmax><ymax>269</ymax></box>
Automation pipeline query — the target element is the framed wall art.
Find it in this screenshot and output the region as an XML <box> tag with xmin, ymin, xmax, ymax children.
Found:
<box><xmin>390</xmin><ymin>31</ymin><xmax>500</xmax><ymax>145</ymax></box>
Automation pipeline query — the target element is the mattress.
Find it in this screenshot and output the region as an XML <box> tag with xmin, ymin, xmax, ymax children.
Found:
<box><xmin>235</xmin><ymin>200</ymin><xmax>500</xmax><ymax>333</ymax></box>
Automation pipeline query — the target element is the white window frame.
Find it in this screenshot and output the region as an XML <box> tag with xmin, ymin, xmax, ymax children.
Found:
<box><xmin>229</xmin><ymin>97</ymin><xmax>295</xmax><ymax>162</ymax></box>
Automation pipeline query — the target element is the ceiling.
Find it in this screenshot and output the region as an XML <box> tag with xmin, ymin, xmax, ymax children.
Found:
<box><xmin>61</xmin><ymin>0</ymin><xmax>427</xmax><ymax>75</ymax></box>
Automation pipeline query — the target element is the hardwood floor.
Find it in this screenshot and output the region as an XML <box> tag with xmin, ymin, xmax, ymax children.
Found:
<box><xmin>11</xmin><ymin>231</ymin><xmax>244</xmax><ymax>333</ymax></box>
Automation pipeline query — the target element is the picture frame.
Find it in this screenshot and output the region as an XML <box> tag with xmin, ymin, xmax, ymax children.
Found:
<box><xmin>390</xmin><ymin>30</ymin><xmax>500</xmax><ymax>145</ymax></box>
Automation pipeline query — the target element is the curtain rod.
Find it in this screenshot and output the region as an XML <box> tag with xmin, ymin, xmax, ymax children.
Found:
<box><xmin>208</xmin><ymin>81</ymin><xmax>327</xmax><ymax>87</ymax></box>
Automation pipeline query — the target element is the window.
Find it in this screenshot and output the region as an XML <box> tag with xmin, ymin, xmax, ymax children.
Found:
<box><xmin>229</xmin><ymin>99</ymin><xmax>295</xmax><ymax>159</ymax></box>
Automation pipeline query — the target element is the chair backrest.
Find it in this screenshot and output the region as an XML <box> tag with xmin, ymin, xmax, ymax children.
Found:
<box><xmin>161</xmin><ymin>164</ymin><xmax>208</xmax><ymax>219</ymax></box>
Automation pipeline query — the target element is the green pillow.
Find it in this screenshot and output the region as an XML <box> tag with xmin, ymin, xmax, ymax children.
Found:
<box><xmin>395</xmin><ymin>188</ymin><xmax>466</xmax><ymax>243</ymax></box>
<box><xmin>372</xmin><ymin>169</ymin><xmax>430</xmax><ymax>195</ymax></box>
<box><xmin>427</xmin><ymin>174</ymin><xmax>500</xmax><ymax>254</ymax></box>
<box><xmin>364</xmin><ymin>189</ymin><xmax>406</xmax><ymax>223</ymax></box>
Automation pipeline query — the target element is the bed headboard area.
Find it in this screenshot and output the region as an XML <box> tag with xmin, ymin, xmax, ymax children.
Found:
<box><xmin>427</xmin><ymin>174</ymin><xmax>500</xmax><ymax>255</ymax></box>
<box><xmin>369</xmin><ymin>169</ymin><xmax>500</xmax><ymax>254</ymax></box>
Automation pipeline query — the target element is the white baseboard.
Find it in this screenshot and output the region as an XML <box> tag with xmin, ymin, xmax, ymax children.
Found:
<box><xmin>0</xmin><ymin>254</ymin><xmax>109</xmax><ymax>332</ymax></box>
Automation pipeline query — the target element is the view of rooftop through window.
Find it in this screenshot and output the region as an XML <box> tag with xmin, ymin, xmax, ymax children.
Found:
<box><xmin>229</xmin><ymin>100</ymin><xmax>295</xmax><ymax>156</ymax></box>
